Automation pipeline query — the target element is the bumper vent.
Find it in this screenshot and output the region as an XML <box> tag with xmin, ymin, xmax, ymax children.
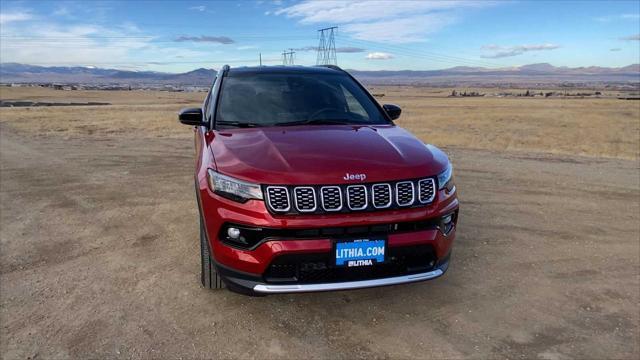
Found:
<box><xmin>265</xmin><ymin>177</ymin><xmax>437</xmax><ymax>215</ymax></box>
<box><xmin>264</xmin><ymin>245</ymin><xmax>438</xmax><ymax>284</ymax></box>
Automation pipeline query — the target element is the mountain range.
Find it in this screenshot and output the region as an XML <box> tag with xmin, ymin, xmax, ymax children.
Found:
<box><xmin>1</xmin><ymin>63</ymin><xmax>638</xmax><ymax>86</ymax></box>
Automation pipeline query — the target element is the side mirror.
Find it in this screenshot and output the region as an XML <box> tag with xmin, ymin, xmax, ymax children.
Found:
<box><xmin>383</xmin><ymin>104</ymin><xmax>401</xmax><ymax>120</ymax></box>
<box><xmin>178</xmin><ymin>108</ymin><xmax>205</xmax><ymax>126</ymax></box>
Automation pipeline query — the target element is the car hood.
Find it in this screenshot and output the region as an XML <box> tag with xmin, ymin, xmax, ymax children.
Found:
<box><xmin>210</xmin><ymin>125</ymin><xmax>449</xmax><ymax>185</ymax></box>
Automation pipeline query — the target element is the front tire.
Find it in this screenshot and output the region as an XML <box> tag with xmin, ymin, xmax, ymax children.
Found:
<box><xmin>200</xmin><ymin>219</ymin><xmax>225</xmax><ymax>290</ymax></box>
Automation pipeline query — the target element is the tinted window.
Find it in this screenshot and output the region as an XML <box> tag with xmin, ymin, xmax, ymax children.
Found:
<box><xmin>215</xmin><ymin>73</ymin><xmax>388</xmax><ymax>128</ymax></box>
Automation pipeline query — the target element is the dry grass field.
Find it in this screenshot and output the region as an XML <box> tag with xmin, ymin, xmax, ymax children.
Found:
<box><xmin>1</xmin><ymin>86</ymin><xmax>639</xmax><ymax>359</ymax></box>
<box><xmin>1</xmin><ymin>86</ymin><xmax>638</xmax><ymax>159</ymax></box>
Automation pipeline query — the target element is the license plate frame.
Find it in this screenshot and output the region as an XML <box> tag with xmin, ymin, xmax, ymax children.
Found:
<box><xmin>333</xmin><ymin>237</ymin><xmax>387</xmax><ymax>268</ymax></box>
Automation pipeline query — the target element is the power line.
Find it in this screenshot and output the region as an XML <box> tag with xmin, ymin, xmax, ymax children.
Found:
<box><xmin>316</xmin><ymin>27</ymin><xmax>337</xmax><ymax>66</ymax></box>
<box><xmin>282</xmin><ymin>49</ymin><xmax>295</xmax><ymax>65</ymax></box>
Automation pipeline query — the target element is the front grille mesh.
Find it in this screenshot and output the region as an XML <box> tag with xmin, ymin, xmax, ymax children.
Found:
<box><xmin>418</xmin><ymin>178</ymin><xmax>436</xmax><ymax>203</ymax></box>
<box><xmin>372</xmin><ymin>184</ymin><xmax>392</xmax><ymax>208</ymax></box>
<box><xmin>265</xmin><ymin>177</ymin><xmax>436</xmax><ymax>214</ymax></box>
<box><xmin>346</xmin><ymin>185</ymin><xmax>367</xmax><ymax>210</ymax></box>
<box><xmin>266</xmin><ymin>187</ymin><xmax>289</xmax><ymax>211</ymax></box>
<box><xmin>396</xmin><ymin>182</ymin><xmax>414</xmax><ymax>206</ymax></box>
<box><xmin>294</xmin><ymin>187</ymin><xmax>316</xmax><ymax>212</ymax></box>
<box><xmin>320</xmin><ymin>187</ymin><xmax>342</xmax><ymax>211</ymax></box>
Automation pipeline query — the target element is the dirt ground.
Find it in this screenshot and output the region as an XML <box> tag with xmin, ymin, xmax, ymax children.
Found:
<box><xmin>0</xmin><ymin>88</ymin><xmax>639</xmax><ymax>359</ymax></box>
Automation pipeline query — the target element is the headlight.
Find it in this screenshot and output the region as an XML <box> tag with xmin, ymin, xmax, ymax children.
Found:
<box><xmin>437</xmin><ymin>163</ymin><xmax>454</xmax><ymax>191</ymax></box>
<box><xmin>207</xmin><ymin>169</ymin><xmax>263</xmax><ymax>203</ymax></box>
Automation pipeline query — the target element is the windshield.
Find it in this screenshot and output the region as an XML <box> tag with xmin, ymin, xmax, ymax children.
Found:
<box><xmin>215</xmin><ymin>72</ymin><xmax>389</xmax><ymax>128</ymax></box>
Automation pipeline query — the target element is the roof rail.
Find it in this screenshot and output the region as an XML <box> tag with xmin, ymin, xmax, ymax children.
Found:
<box><xmin>315</xmin><ymin>64</ymin><xmax>344</xmax><ymax>72</ymax></box>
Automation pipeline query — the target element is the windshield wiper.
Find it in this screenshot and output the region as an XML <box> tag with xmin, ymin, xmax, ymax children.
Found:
<box><xmin>216</xmin><ymin>121</ymin><xmax>261</xmax><ymax>128</ymax></box>
<box><xmin>278</xmin><ymin>119</ymin><xmax>354</xmax><ymax>126</ymax></box>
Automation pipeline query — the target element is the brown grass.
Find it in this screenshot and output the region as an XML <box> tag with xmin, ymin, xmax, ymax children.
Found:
<box><xmin>1</xmin><ymin>86</ymin><xmax>638</xmax><ymax>159</ymax></box>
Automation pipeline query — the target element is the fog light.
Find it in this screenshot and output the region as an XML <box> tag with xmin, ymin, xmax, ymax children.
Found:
<box><xmin>441</xmin><ymin>213</ymin><xmax>455</xmax><ymax>235</ymax></box>
<box><xmin>220</xmin><ymin>224</ymin><xmax>264</xmax><ymax>248</ymax></box>
<box><xmin>227</xmin><ymin>227</ymin><xmax>241</xmax><ymax>239</ymax></box>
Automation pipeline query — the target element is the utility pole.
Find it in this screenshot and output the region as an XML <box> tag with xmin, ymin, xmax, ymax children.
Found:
<box><xmin>316</xmin><ymin>26</ymin><xmax>338</xmax><ymax>65</ymax></box>
<box><xmin>259</xmin><ymin>53</ymin><xmax>262</xmax><ymax>66</ymax></box>
<box><xmin>282</xmin><ymin>49</ymin><xmax>295</xmax><ymax>65</ymax></box>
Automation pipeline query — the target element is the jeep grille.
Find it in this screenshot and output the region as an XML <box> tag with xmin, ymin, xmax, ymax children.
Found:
<box><xmin>264</xmin><ymin>177</ymin><xmax>436</xmax><ymax>215</ymax></box>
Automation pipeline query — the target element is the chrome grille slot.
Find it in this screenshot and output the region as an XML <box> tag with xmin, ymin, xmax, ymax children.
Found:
<box><xmin>320</xmin><ymin>186</ymin><xmax>342</xmax><ymax>211</ymax></box>
<box><xmin>418</xmin><ymin>178</ymin><xmax>436</xmax><ymax>203</ymax></box>
<box><xmin>266</xmin><ymin>186</ymin><xmax>290</xmax><ymax>212</ymax></box>
<box><xmin>294</xmin><ymin>187</ymin><xmax>317</xmax><ymax>212</ymax></box>
<box><xmin>395</xmin><ymin>181</ymin><xmax>414</xmax><ymax>206</ymax></box>
<box><xmin>346</xmin><ymin>185</ymin><xmax>367</xmax><ymax>210</ymax></box>
<box><xmin>371</xmin><ymin>184</ymin><xmax>392</xmax><ymax>208</ymax></box>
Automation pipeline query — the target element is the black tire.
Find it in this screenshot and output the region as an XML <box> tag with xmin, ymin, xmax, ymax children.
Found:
<box><xmin>200</xmin><ymin>218</ymin><xmax>225</xmax><ymax>290</ymax></box>
<box><xmin>196</xmin><ymin>181</ymin><xmax>263</xmax><ymax>296</ymax></box>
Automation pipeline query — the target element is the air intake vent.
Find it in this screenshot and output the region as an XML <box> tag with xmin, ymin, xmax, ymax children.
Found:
<box><xmin>395</xmin><ymin>181</ymin><xmax>414</xmax><ymax>206</ymax></box>
<box><xmin>346</xmin><ymin>185</ymin><xmax>367</xmax><ymax>210</ymax></box>
<box><xmin>294</xmin><ymin>187</ymin><xmax>317</xmax><ymax>212</ymax></box>
<box><xmin>371</xmin><ymin>184</ymin><xmax>392</xmax><ymax>208</ymax></box>
<box><xmin>266</xmin><ymin>186</ymin><xmax>290</xmax><ymax>212</ymax></box>
<box><xmin>320</xmin><ymin>186</ymin><xmax>342</xmax><ymax>211</ymax></box>
<box><xmin>418</xmin><ymin>178</ymin><xmax>436</xmax><ymax>203</ymax></box>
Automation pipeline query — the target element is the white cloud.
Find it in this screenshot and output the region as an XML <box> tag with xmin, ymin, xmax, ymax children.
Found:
<box><xmin>481</xmin><ymin>44</ymin><xmax>560</xmax><ymax>58</ymax></box>
<box><xmin>0</xmin><ymin>18</ymin><xmax>210</xmax><ymax>70</ymax></box>
<box><xmin>595</xmin><ymin>13</ymin><xmax>640</xmax><ymax>22</ymax></box>
<box><xmin>52</xmin><ymin>7</ymin><xmax>71</xmax><ymax>17</ymax></box>
<box><xmin>1</xmin><ymin>22</ymin><xmax>150</xmax><ymax>66</ymax></box>
<box><xmin>0</xmin><ymin>11</ymin><xmax>32</xmax><ymax>24</ymax></box>
<box><xmin>366</xmin><ymin>52</ymin><xmax>393</xmax><ymax>60</ymax></box>
<box><xmin>237</xmin><ymin>45</ymin><xmax>258</xmax><ymax>50</ymax></box>
<box><xmin>344</xmin><ymin>14</ymin><xmax>455</xmax><ymax>43</ymax></box>
<box><xmin>620</xmin><ymin>34</ymin><xmax>640</xmax><ymax>41</ymax></box>
<box><xmin>276</xmin><ymin>0</ymin><xmax>486</xmax><ymax>24</ymax></box>
<box><xmin>275</xmin><ymin>0</ymin><xmax>496</xmax><ymax>43</ymax></box>
<box><xmin>188</xmin><ymin>5</ymin><xmax>207</xmax><ymax>12</ymax></box>
<box><xmin>621</xmin><ymin>14</ymin><xmax>640</xmax><ymax>20</ymax></box>
<box><xmin>174</xmin><ymin>35</ymin><xmax>234</xmax><ymax>44</ymax></box>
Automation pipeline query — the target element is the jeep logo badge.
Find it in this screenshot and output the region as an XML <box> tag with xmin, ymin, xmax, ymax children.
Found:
<box><xmin>343</xmin><ymin>173</ymin><xmax>367</xmax><ymax>181</ymax></box>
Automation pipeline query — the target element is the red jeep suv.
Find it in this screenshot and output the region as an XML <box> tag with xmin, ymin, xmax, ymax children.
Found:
<box><xmin>179</xmin><ymin>65</ymin><xmax>458</xmax><ymax>295</ymax></box>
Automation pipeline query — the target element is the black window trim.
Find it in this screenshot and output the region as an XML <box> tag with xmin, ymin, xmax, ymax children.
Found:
<box><xmin>211</xmin><ymin>66</ymin><xmax>393</xmax><ymax>130</ymax></box>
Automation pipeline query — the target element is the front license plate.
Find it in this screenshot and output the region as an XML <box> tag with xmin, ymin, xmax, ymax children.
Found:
<box><xmin>334</xmin><ymin>239</ymin><xmax>386</xmax><ymax>267</ymax></box>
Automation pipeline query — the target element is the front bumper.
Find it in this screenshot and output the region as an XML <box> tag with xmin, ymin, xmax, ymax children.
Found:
<box><xmin>215</xmin><ymin>251</ymin><xmax>451</xmax><ymax>294</ymax></box>
<box><xmin>197</xmin><ymin>177</ymin><xmax>458</xmax><ymax>293</ymax></box>
<box><xmin>254</xmin><ymin>268</ymin><xmax>444</xmax><ymax>293</ymax></box>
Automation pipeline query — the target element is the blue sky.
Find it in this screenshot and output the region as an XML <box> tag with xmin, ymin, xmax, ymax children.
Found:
<box><xmin>0</xmin><ymin>0</ymin><xmax>638</xmax><ymax>72</ymax></box>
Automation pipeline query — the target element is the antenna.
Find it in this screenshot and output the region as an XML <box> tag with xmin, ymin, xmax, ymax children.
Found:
<box><xmin>282</xmin><ymin>49</ymin><xmax>295</xmax><ymax>65</ymax></box>
<box><xmin>316</xmin><ymin>26</ymin><xmax>338</xmax><ymax>65</ymax></box>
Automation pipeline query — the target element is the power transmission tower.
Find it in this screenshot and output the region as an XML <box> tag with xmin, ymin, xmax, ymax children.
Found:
<box><xmin>316</xmin><ymin>26</ymin><xmax>338</xmax><ymax>65</ymax></box>
<box><xmin>282</xmin><ymin>49</ymin><xmax>295</xmax><ymax>65</ymax></box>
